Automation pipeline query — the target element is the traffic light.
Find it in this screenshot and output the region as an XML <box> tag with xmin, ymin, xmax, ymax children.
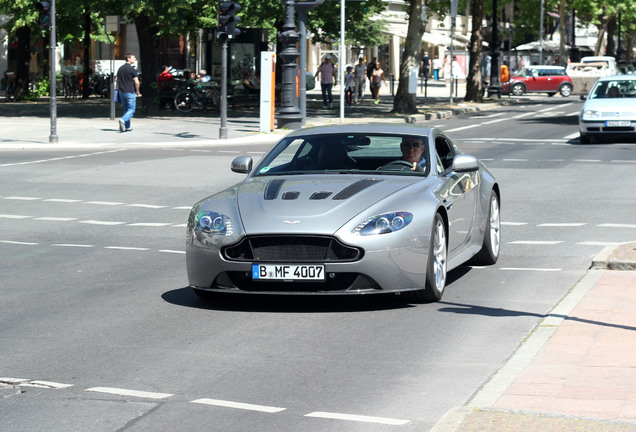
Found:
<box><xmin>35</xmin><ymin>1</ymin><xmax>51</xmax><ymax>28</ymax></box>
<box><xmin>216</xmin><ymin>1</ymin><xmax>241</xmax><ymax>43</ymax></box>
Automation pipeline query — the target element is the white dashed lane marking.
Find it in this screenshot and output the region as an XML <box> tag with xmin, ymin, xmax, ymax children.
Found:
<box><xmin>191</xmin><ymin>398</ymin><xmax>286</xmax><ymax>413</ymax></box>
<box><xmin>86</xmin><ymin>387</ymin><xmax>173</xmax><ymax>400</ymax></box>
<box><xmin>305</xmin><ymin>411</ymin><xmax>409</xmax><ymax>426</ymax></box>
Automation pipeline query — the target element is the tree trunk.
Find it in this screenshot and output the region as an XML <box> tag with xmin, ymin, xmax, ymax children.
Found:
<box><xmin>594</xmin><ymin>9</ymin><xmax>610</xmax><ymax>56</ymax></box>
<box><xmin>558</xmin><ymin>0</ymin><xmax>566</xmax><ymax>67</ymax></box>
<box><xmin>605</xmin><ymin>14</ymin><xmax>616</xmax><ymax>57</ymax></box>
<box><xmin>392</xmin><ymin>0</ymin><xmax>426</xmax><ymax>114</ymax></box>
<box><xmin>133</xmin><ymin>13</ymin><xmax>160</xmax><ymax>115</ymax></box>
<box><xmin>464</xmin><ymin>0</ymin><xmax>484</xmax><ymax>102</ymax></box>
<box><xmin>15</xmin><ymin>26</ymin><xmax>30</xmax><ymax>100</ymax></box>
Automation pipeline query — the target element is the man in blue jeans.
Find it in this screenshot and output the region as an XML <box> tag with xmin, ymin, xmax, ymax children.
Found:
<box><xmin>115</xmin><ymin>53</ymin><xmax>141</xmax><ymax>132</ymax></box>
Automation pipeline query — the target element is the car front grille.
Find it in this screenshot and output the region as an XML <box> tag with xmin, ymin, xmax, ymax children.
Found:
<box><xmin>222</xmin><ymin>235</ymin><xmax>363</xmax><ymax>262</ymax></box>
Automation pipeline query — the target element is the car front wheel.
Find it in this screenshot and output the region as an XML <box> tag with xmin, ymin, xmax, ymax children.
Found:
<box><xmin>407</xmin><ymin>213</ymin><xmax>447</xmax><ymax>302</ymax></box>
<box><xmin>560</xmin><ymin>83</ymin><xmax>573</xmax><ymax>97</ymax></box>
<box><xmin>511</xmin><ymin>83</ymin><xmax>525</xmax><ymax>96</ymax></box>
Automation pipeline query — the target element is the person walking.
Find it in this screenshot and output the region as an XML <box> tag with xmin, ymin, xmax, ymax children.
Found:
<box><xmin>115</xmin><ymin>53</ymin><xmax>140</xmax><ymax>132</ymax></box>
<box><xmin>370</xmin><ymin>61</ymin><xmax>386</xmax><ymax>105</ymax></box>
<box><xmin>366</xmin><ymin>56</ymin><xmax>377</xmax><ymax>87</ymax></box>
<box><xmin>314</xmin><ymin>54</ymin><xmax>336</xmax><ymax>109</ymax></box>
<box><xmin>354</xmin><ymin>57</ymin><xmax>366</xmax><ymax>103</ymax></box>
<box><xmin>344</xmin><ymin>66</ymin><xmax>355</xmax><ymax>107</ymax></box>
<box><xmin>432</xmin><ymin>56</ymin><xmax>442</xmax><ymax>81</ymax></box>
<box><xmin>421</xmin><ymin>52</ymin><xmax>430</xmax><ymax>80</ymax></box>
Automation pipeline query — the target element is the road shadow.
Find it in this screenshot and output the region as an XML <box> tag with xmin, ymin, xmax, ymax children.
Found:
<box><xmin>162</xmin><ymin>286</ymin><xmax>414</xmax><ymax>313</ymax></box>
<box><xmin>437</xmin><ymin>300</ymin><xmax>636</xmax><ymax>331</ymax></box>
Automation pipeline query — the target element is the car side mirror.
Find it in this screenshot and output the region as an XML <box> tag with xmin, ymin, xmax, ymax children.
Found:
<box><xmin>580</xmin><ymin>94</ymin><xmax>587</xmax><ymax>101</ymax></box>
<box><xmin>231</xmin><ymin>156</ymin><xmax>253</xmax><ymax>174</ymax></box>
<box><xmin>452</xmin><ymin>154</ymin><xmax>479</xmax><ymax>172</ymax></box>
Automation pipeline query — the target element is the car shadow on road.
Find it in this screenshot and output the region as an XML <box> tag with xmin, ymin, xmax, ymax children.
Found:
<box><xmin>162</xmin><ymin>286</ymin><xmax>414</xmax><ymax>313</ymax></box>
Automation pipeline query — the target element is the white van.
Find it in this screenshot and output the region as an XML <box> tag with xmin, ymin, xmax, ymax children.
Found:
<box><xmin>580</xmin><ymin>56</ymin><xmax>617</xmax><ymax>76</ymax></box>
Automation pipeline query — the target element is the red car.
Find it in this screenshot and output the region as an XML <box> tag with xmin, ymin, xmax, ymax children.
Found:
<box><xmin>503</xmin><ymin>65</ymin><xmax>573</xmax><ymax>97</ymax></box>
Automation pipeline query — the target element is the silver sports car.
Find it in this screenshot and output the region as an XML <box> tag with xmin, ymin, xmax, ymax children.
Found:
<box><xmin>186</xmin><ymin>124</ymin><xmax>500</xmax><ymax>302</ymax></box>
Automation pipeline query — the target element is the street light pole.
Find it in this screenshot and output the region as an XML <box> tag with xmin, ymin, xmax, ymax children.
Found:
<box><xmin>297</xmin><ymin>0</ymin><xmax>325</xmax><ymax>127</ymax></box>
<box><xmin>48</xmin><ymin>0</ymin><xmax>58</xmax><ymax>144</ymax></box>
<box><xmin>277</xmin><ymin>0</ymin><xmax>302</xmax><ymax>130</ymax></box>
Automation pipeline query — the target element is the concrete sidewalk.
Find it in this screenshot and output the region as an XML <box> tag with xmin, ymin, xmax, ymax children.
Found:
<box><xmin>0</xmin><ymin>79</ymin><xmax>524</xmax><ymax>149</ymax></box>
<box><xmin>432</xmin><ymin>242</ymin><xmax>636</xmax><ymax>432</ymax></box>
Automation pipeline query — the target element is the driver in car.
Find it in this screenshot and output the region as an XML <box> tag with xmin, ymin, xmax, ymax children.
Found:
<box><xmin>400</xmin><ymin>137</ymin><xmax>426</xmax><ymax>171</ymax></box>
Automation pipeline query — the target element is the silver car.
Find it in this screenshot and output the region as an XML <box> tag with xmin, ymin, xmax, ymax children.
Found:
<box><xmin>579</xmin><ymin>75</ymin><xmax>636</xmax><ymax>144</ymax></box>
<box><xmin>186</xmin><ymin>124</ymin><xmax>501</xmax><ymax>302</ymax></box>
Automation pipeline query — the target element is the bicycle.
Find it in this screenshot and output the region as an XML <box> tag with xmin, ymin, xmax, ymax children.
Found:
<box><xmin>174</xmin><ymin>81</ymin><xmax>219</xmax><ymax>113</ymax></box>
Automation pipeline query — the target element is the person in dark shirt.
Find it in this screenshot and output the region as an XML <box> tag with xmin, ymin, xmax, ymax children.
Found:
<box><xmin>115</xmin><ymin>53</ymin><xmax>140</xmax><ymax>132</ymax></box>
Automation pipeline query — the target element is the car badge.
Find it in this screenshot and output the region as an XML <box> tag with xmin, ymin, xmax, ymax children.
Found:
<box><xmin>616</xmin><ymin>112</ymin><xmax>621</xmax><ymax>117</ymax></box>
<box><xmin>283</xmin><ymin>220</ymin><xmax>300</xmax><ymax>224</ymax></box>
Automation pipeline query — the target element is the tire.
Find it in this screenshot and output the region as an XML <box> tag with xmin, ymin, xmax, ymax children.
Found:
<box><xmin>559</xmin><ymin>83</ymin><xmax>573</xmax><ymax>97</ymax></box>
<box><xmin>175</xmin><ymin>90</ymin><xmax>195</xmax><ymax>113</ymax></box>
<box><xmin>407</xmin><ymin>213</ymin><xmax>447</xmax><ymax>302</ymax></box>
<box><xmin>472</xmin><ymin>191</ymin><xmax>501</xmax><ymax>265</ymax></box>
<box><xmin>511</xmin><ymin>83</ymin><xmax>525</xmax><ymax>96</ymax></box>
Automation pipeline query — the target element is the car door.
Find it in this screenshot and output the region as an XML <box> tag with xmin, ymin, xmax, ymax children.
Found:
<box><xmin>540</xmin><ymin>69</ymin><xmax>561</xmax><ymax>92</ymax></box>
<box><xmin>434</xmin><ymin>135</ymin><xmax>477</xmax><ymax>253</ymax></box>
<box><xmin>523</xmin><ymin>68</ymin><xmax>540</xmax><ymax>92</ymax></box>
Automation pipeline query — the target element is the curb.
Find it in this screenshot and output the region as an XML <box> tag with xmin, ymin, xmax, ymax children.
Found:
<box><xmin>590</xmin><ymin>241</ymin><xmax>636</xmax><ymax>271</ymax></box>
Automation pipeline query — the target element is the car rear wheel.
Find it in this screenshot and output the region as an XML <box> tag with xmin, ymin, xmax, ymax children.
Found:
<box><xmin>472</xmin><ymin>191</ymin><xmax>501</xmax><ymax>265</ymax></box>
<box><xmin>511</xmin><ymin>83</ymin><xmax>525</xmax><ymax>96</ymax></box>
<box><xmin>559</xmin><ymin>83</ymin><xmax>573</xmax><ymax>97</ymax></box>
<box><xmin>407</xmin><ymin>213</ymin><xmax>447</xmax><ymax>302</ymax></box>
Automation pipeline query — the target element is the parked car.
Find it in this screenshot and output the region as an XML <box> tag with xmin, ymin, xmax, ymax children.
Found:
<box><xmin>503</xmin><ymin>65</ymin><xmax>573</xmax><ymax>97</ymax></box>
<box><xmin>186</xmin><ymin>124</ymin><xmax>501</xmax><ymax>303</ymax></box>
<box><xmin>579</xmin><ymin>75</ymin><xmax>636</xmax><ymax>144</ymax></box>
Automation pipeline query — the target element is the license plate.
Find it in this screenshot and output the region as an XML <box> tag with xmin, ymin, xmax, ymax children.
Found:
<box><xmin>252</xmin><ymin>264</ymin><xmax>325</xmax><ymax>281</ymax></box>
<box><xmin>605</xmin><ymin>120</ymin><xmax>630</xmax><ymax>127</ymax></box>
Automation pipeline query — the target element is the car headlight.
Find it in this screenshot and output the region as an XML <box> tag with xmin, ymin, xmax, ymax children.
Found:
<box><xmin>582</xmin><ymin>109</ymin><xmax>601</xmax><ymax>120</ymax></box>
<box><xmin>191</xmin><ymin>211</ymin><xmax>234</xmax><ymax>236</ymax></box>
<box><xmin>352</xmin><ymin>212</ymin><xmax>413</xmax><ymax>236</ymax></box>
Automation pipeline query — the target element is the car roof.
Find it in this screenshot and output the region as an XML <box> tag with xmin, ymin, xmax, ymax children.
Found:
<box><xmin>596</xmin><ymin>74</ymin><xmax>636</xmax><ymax>81</ymax></box>
<box><xmin>526</xmin><ymin>65</ymin><xmax>565</xmax><ymax>69</ymax></box>
<box><xmin>283</xmin><ymin>123</ymin><xmax>440</xmax><ymax>138</ymax></box>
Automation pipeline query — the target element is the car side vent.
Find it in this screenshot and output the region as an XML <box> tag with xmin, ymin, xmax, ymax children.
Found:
<box><xmin>282</xmin><ymin>191</ymin><xmax>300</xmax><ymax>200</ymax></box>
<box><xmin>310</xmin><ymin>191</ymin><xmax>332</xmax><ymax>200</ymax></box>
<box><xmin>332</xmin><ymin>179</ymin><xmax>382</xmax><ymax>200</ymax></box>
<box><xmin>264</xmin><ymin>179</ymin><xmax>286</xmax><ymax>200</ymax></box>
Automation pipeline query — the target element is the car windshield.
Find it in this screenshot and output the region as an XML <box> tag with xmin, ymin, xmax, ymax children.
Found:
<box><xmin>253</xmin><ymin>133</ymin><xmax>430</xmax><ymax>177</ymax></box>
<box><xmin>590</xmin><ymin>80</ymin><xmax>636</xmax><ymax>99</ymax></box>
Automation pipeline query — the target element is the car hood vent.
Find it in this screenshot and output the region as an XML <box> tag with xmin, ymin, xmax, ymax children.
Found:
<box><xmin>264</xmin><ymin>179</ymin><xmax>286</xmax><ymax>200</ymax></box>
<box><xmin>332</xmin><ymin>178</ymin><xmax>382</xmax><ymax>200</ymax></box>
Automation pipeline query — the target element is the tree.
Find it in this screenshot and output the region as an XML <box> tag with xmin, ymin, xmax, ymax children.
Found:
<box><xmin>464</xmin><ymin>0</ymin><xmax>485</xmax><ymax>102</ymax></box>
<box><xmin>392</xmin><ymin>0</ymin><xmax>426</xmax><ymax>114</ymax></box>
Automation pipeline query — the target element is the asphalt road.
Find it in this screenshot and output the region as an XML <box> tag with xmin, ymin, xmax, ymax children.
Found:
<box><xmin>1</xmin><ymin>97</ymin><xmax>635</xmax><ymax>432</ymax></box>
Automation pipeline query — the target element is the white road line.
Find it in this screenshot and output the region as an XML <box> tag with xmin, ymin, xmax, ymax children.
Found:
<box><xmin>305</xmin><ymin>411</ymin><xmax>409</xmax><ymax>426</ymax></box>
<box><xmin>218</xmin><ymin>150</ymin><xmax>241</xmax><ymax>154</ymax></box>
<box><xmin>512</xmin><ymin>112</ymin><xmax>534</xmax><ymax>119</ymax></box>
<box><xmin>79</xmin><ymin>220</ymin><xmax>126</xmax><ymax>226</ymax></box>
<box><xmin>127</xmin><ymin>223</ymin><xmax>173</xmax><ymax>227</ymax></box>
<box><xmin>0</xmin><ymin>214</ymin><xmax>31</xmax><ymax>219</ymax></box>
<box><xmin>509</xmin><ymin>241</ymin><xmax>564</xmax><ymax>245</ymax></box>
<box><xmin>537</xmin><ymin>223</ymin><xmax>587</xmax><ymax>227</ymax></box>
<box><xmin>471</xmin><ymin>113</ymin><xmax>504</xmax><ymax>119</ymax></box>
<box><xmin>173</xmin><ymin>224</ymin><xmax>187</xmax><ymax>228</ymax></box>
<box><xmin>501</xmin><ymin>222</ymin><xmax>528</xmax><ymax>226</ymax></box>
<box><xmin>34</xmin><ymin>217</ymin><xmax>78</xmax><ymax>222</ymax></box>
<box><xmin>575</xmin><ymin>159</ymin><xmax>601</xmax><ymax>163</ymax></box>
<box><xmin>126</xmin><ymin>204</ymin><xmax>167</xmax><ymax>209</ymax></box>
<box><xmin>159</xmin><ymin>250</ymin><xmax>185</xmax><ymax>254</ymax></box>
<box><xmin>482</xmin><ymin>118</ymin><xmax>508</xmax><ymax>125</ymax></box>
<box><xmin>52</xmin><ymin>244</ymin><xmax>94</xmax><ymax>248</ymax></box>
<box><xmin>445</xmin><ymin>124</ymin><xmax>481</xmax><ymax>132</ymax></box>
<box><xmin>19</xmin><ymin>380</ymin><xmax>73</xmax><ymax>389</ymax></box>
<box><xmin>0</xmin><ymin>240</ymin><xmax>39</xmax><ymax>245</ymax></box>
<box><xmin>578</xmin><ymin>241</ymin><xmax>626</xmax><ymax>246</ymax></box>
<box><xmin>500</xmin><ymin>267</ymin><xmax>562</xmax><ymax>272</ymax></box>
<box><xmin>43</xmin><ymin>198</ymin><xmax>82</xmax><ymax>203</ymax></box>
<box><xmin>563</xmin><ymin>132</ymin><xmax>579</xmax><ymax>139</ymax></box>
<box><xmin>2</xmin><ymin>196</ymin><xmax>41</xmax><ymax>200</ymax></box>
<box><xmin>503</xmin><ymin>159</ymin><xmax>528</xmax><ymax>162</ymax></box>
<box><xmin>538</xmin><ymin>105</ymin><xmax>562</xmax><ymax>112</ymax></box>
<box><xmin>191</xmin><ymin>398</ymin><xmax>286</xmax><ymax>413</ymax></box>
<box><xmin>85</xmin><ymin>201</ymin><xmax>124</xmax><ymax>206</ymax></box>
<box><xmin>597</xmin><ymin>223</ymin><xmax>636</xmax><ymax>229</ymax></box>
<box><xmin>611</xmin><ymin>160</ymin><xmax>636</xmax><ymax>163</ymax></box>
<box><xmin>104</xmin><ymin>246</ymin><xmax>150</xmax><ymax>251</ymax></box>
<box><xmin>0</xmin><ymin>377</ymin><xmax>30</xmax><ymax>385</ymax></box>
<box><xmin>86</xmin><ymin>387</ymin><xmax>173</xmax><ymax>400</ymax></box>
<box><xmin>537</xmin><ymin>159</ymin><xmax>565</xmax><ymax>162</ymax></box>
<box><xmin>566</xmin><ymin>111</ymin><xmax>580</xmax><ymax>117</ymax></box>
<box><xmin>172</xmin><ymin>206</ymin><xmax>192</xmax><ymax>210</ymax></box>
